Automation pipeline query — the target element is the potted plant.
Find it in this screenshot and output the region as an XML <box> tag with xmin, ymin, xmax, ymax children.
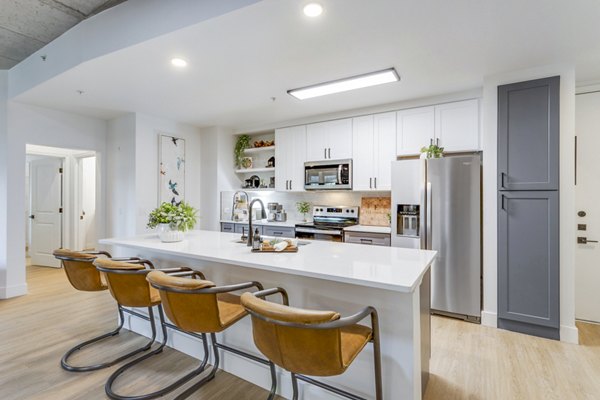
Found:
<box><xmin>296</xmin><ymin>201</ymin><xmax>311</xmax><ymax>222</ymax></box>
<box><xmin>234</xmin><ymin>134</ymin><xmax>251</xmax><ymax>168</ymax></box>
<box><xmin>147</xmin><ymin>202</ymin><xmax>198</xmax><ymax>242</ymax></box>
<box><xmin>420</xmin><ymin>143</ymin><xmax>444</xmax><ymax>159</ymax></box>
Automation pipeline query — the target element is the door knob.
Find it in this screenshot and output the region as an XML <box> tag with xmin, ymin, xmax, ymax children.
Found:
<box><xmin>29</xmin><ymin>215</ymin><xmax>35</xmax><ymax>219</ymax></box>
<box><xmin>577</xmin><ymin>237</ymin><xmax>598</xmax><ymax>244</ymax></box>
<box><xmin>578</xmin><ymin>211</ymin><xmax>587</xmax><ymax>217</ymax></box>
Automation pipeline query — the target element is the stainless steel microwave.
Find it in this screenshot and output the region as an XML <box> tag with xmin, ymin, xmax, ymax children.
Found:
<box><xmin>304</xmin><ymin>159</ymin><xmax>352</xmax><ymax>190</ymax></box>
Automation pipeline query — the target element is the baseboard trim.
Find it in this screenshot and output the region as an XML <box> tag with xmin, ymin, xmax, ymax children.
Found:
<box><xmin>481</xmin><ymin>311</ymin><xmax>497</xmax><ymax>328</ymax></box>
<box><xmin>560</xmin><ymin>324</ymin><xmax>579</xmax><ymax>345</ymax></box>
<box><xmin>0</xmin><ymin>283</ymin><xmax>28</xmax><ymax>299</ymax></box>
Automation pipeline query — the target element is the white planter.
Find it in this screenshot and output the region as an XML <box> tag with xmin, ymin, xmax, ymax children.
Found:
<box><xmin>157</xmin><ymin>223</ymin><xmax>184</xmax><ymax>243</ymax></box>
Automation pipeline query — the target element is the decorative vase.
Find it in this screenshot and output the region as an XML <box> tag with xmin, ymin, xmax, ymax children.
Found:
<box><xmin>157</xmin><ymin>223</ymin><xmax>184</xmax><ymax>243</ymax></box>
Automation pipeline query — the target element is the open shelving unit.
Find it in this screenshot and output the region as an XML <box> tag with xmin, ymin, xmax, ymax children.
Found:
<box><xmin>234</xmin><ymin>131</ymin><xmax>276</xmax><ymax>190</ymax></box>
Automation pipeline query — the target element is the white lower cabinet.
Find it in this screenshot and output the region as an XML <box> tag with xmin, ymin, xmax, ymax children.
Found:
<box><xmin>352</xmin><ymin>112</ymin><xmax>396</xmax><ymax>191</ymax></box>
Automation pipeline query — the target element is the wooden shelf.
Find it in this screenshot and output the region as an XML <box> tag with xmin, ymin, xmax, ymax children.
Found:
<box><xmin>235</xmin><ymin>167</ymin><xmax>275</xmax><ymax>174</ymax></box>
<box><xmin>244</xmin><ymin>146</ymin><xmax>275</xmax><ymax>154</ymax></box>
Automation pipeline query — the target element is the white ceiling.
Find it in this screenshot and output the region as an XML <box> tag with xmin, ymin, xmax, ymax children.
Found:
<box><xmin>13</xmin><ymin>0</ymin><xmax>600</xmax><ymax>131</ymax></box>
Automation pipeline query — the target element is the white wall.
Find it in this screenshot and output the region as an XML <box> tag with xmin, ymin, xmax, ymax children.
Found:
<box><xmin>0</xmin><ymin>71</ymin><xmax>9</xmax><ymax>297</ymax></box>
<box><xmin>199</xmin><ymin>127</ymin><xmax>238</xmax><ymax>231</ymax></box>
<box><xmin>481</xmin><ymin>65</ymin><xmax>577</xmax><ymax>343</ymax></box>
<box><xmin>0</xmin><ymin>102</ymin><xmax>108</xmax><ymax>298</ymax></box>
<box><xmin>106</xmin><ymin>114</ymin><xmax>136</xmax><ymax>238</ymax></box>
<box><xmin>134</xmin><ymin>113</ymin><xmax>202</xmax><ymax>233</ymax></box>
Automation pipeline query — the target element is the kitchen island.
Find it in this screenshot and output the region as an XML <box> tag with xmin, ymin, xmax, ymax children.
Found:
<box><xmin>100</xmin><ymin>230</ymin><xmax>436</xmax><ymax>400</ymax></box>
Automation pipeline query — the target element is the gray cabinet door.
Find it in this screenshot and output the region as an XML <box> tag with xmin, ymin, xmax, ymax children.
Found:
<box><xmin>497</xmin><ymin>191</ymin><xmax>559</xmax><ymax>339</ymax></box>
<box><xmin>498</xmin><ymin>76</ymin><xmax>559</xmax><ymax>191</ymax></box>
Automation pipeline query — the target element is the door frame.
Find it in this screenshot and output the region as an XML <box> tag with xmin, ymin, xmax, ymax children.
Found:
<box><xmin>73</xmin><ymin>152</ymin><xmax>97</xmax><ymax>250</ymax></box>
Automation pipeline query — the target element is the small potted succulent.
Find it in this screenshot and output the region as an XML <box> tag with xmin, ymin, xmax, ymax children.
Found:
<box><xmin>296</xmin><ymin>201</ymin><xmax>311</xmax><ymax>222</ymax></box>
<box><xmin>147</xmin><ymin>202</ymin><xmax>198</xmax><ymax>242</ymax></box>
<box><xmin>420</xmin><ymin>143</ymin><xmax>444</xmax><ymax>159</ymax></box>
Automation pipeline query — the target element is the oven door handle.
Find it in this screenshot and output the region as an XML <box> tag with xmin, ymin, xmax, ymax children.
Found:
<box><xmin>295</xmin><ymin>227</ymin><xmax>343</xmax><ymax>236</ymax></box>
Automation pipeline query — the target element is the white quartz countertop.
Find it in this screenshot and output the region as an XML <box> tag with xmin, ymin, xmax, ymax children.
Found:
<box><xmin>343</xmin><ymin>225</ymin><xmax>392</xmax><ymax>234</ymax></box>
<box><xmin>100</xmin><ymin>230</ymin><xmax>436</xmax><ymax>293</ymax></box>
<box><xmin>220</xmin><ymin>219</ymin><xmax>300</xmax><ymax>228</ymax></box>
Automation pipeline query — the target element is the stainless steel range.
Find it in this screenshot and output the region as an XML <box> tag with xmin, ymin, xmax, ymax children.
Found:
<box><xmin>295</xmin><ymin>206</ymin><xmax>359</xmax><ymax>242</ymax></box>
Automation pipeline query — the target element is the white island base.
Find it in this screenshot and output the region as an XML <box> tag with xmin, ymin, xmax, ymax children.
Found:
<box><xmin>100</xmin><ymin>231</ymin><xmax>436</xmax><ymax>400</ymax></box>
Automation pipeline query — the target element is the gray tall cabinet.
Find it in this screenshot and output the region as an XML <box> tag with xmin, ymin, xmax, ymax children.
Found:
<box><xmin>497</xmin><ymin>76</ymin><xmax>560</xmax><ymax>340</ymax></box>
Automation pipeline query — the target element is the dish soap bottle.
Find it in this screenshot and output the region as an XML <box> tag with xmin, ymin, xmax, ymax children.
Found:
<box><xmin>252</xmin><ymin>228</ymin><xmax>261</xmax><ymax>250</ymax></box>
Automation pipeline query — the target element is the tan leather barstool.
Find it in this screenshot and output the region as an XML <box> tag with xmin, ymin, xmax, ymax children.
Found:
<box><xmin>94</xmin><ymin>258</ymin><xmax>202</xmax><ymax>400</ymax></box>
<box><xmin>241</xmin><ymin>288</ymin><xmax>383</xmax><ymax>400</ymax></box>
<box><xmin>146</xmin><ymin>270</ymin><xmax>278</xmax><ymax>400</ymax></box>
<box><xmin>53</xmin><ymin>249</ymin><xmax>145</xmax><ymax>372</ymax></box>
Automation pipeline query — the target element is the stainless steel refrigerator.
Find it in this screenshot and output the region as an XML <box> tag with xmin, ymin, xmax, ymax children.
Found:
<box><xmin>391</xmin><ymin>155</ymin><xmax>481</xmax><ymax>322</ymax></box>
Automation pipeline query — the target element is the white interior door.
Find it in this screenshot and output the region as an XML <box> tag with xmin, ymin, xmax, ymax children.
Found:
<box><xmin>575</xmin><ymin>91</ymin><xmax>600</xmax><ymax>323</ymax></box>
<box><xmin>30</xmin><ymin>157</ymin><xmax>63</xmax><ymax>268</ymax></box>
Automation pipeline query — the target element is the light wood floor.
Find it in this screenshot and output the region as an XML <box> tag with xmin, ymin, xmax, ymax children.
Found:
<box><xmin>1</xmin><ymin>266</ymin><xmax>600</xmax><ymax>399</ymax></box>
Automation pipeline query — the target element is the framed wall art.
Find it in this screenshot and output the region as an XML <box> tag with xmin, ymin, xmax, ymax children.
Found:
<box><xmin>159</xmin><ymin>134</ymin><xmax>185</xmax><ymax>205</ymax></box>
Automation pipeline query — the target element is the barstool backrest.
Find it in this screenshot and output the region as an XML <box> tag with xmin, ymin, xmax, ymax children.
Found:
<box><xmin>93</xmin><ymin>259</ymin><xmax>156</xmax><ymax>307</ymax></box>
<box><xmin>53</xmin><ymin>249</ymin><xmax>107</xmax><ymax>292</ymax></box>
<box><xmin>240</xmin><ymin>293</ymin><xmax>349</xmax><ymax>377</ymax></box>
<box><xmin>147</xmin><ymin>271</ymin><xmax>231</xmax><ymax>333</ymax></box>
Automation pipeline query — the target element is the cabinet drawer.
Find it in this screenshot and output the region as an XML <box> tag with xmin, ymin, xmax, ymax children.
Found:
<box><xmin>263</xmin><ymin>226</ymin><xmax>295</xmax><ymax>238</ymax></box>
<box><xmin>234</xmin><ymin>224</ymin><xmax>262</xmax><ymax>235</ymax></box>
<box><xmin>344</xmin><ymin>232</ymin><xmax>391</xmax><ymax>246</ymax></box>
<box><xmin>221</xmin><ymin>223</ymin><xmax>235</xmax><ymax>233</ymax></box>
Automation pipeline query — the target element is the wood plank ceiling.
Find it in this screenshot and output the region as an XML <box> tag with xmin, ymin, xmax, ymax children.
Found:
<box><xmin>0</xmin><ymin>0</ymin><xmax>127</xmax><ymax>69</ymax></box>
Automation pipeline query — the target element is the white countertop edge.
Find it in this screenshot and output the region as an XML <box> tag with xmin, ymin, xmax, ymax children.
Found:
<box><xmin>99</xmin><ymin>234</ymin><xmax>435</xmax><ymax>293</ymax></box>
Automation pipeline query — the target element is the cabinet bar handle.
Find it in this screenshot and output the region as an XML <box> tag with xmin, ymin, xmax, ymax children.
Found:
<box><xmin>436</xmin><ymin>138</ymin><xmax>439</xmax><ymax>147</ymax></box>
<box><xmin>370</xmin><ymin>177</ymin><xmax>372</xmax><ymax>189</ymax></box>
<box><xmin>290</xmin><ymin>180</ymin><xmax>292</xmax><ymax>190</ymax></box>
<box><xmin>501</xmin><ymin>194</ymin><xmax>506</xmax><ymax>211</ymax></box>
<box><xmin>374</xmin><ymin>177</ymin><xmax>377</xmax><ymax>189</ymax></box>
<box><xmin>286</xmin><ymin>180</ymin><xmax>289</xmax><ymax>190</ymax></box>
<box><xmin>328</xmin><ymin>148</ymin><xmax>331</xmax><ymax>159</ymax></box>
<box><xmin>500</xmin><ymin>172</ymin><xmax>507</xmax><ymax>189</ymax></box>
<box><xmin>430</xmin><ymin>138</ymin><xmax>433</xmax><ymax>146</ymax></box>
<box><xmin>324</xmin><ymin>148</ymin><xmax>327</xmax><ymax>159</ymax></box>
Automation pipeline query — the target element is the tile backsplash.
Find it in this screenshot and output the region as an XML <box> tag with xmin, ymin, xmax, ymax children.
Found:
<box><xmin>221</xmin><ymin>191</ymin><xmax>391</xmax><ymax>223</ymax></box>
<box><xmin>360</xmin><ymin>197</ymin><xmax>392</xmax><ymax>226</ymax></box>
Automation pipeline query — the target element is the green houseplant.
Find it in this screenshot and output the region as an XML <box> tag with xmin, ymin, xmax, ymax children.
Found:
<box><xmin>296</xmin><ymin>201</ymin><xmax>311</xmax><ymax>222</ymax></box>
<box><xmin>147</xmin><ymin>202</ymin><xmax>198</xmax><ymax>242</ymax></box>
<box><xmin>420</xmin><ymin>143</ymin><xmax>444</xmax><ymax>159</ymax></box>
<box><xmin>234</xmin><ymin>134</ymin><xmax>251</xmax><ymax>168</ymax></box>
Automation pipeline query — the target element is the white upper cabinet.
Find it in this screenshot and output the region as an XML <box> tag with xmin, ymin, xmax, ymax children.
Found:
<box><xmin>306</xmin><ymin>118</ymin><xmax>353</xmax><ymax>161</ymax></box>
<box><xmin>374</xmin><ymin>112</ymin><xmax>397</xmax><ymax>190</ymax></box>
<box><xmin>396</xmin><ymin>106</ymin><xmax>435</xmax><ymax>156</ymax></box>
<box><xmin>352</xmin><ymin>115</ymin><xmax>375</xmax><ymax>191</ymax></box>
<box><xmin>275</xmin><ymin>125</ymin><xmax>306</xmax><ymax>191</ymax></box>
<box><xmin>396</xmin><ymin>99</ymin><xmax>480</xmax><ymax>156</ymax></box>
<box><xmin>434</xmin><ymin>99</ymin><xmax>479</xmax><ymax>152</ymax></box>
<box><xmin>352</xmin><ymin>112</ymin><xmax>396</xmax><ymax>191</ymax></box>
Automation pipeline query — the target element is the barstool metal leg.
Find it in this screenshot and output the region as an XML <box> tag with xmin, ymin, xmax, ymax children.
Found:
<box><xmin>173</xmin><ymin>332</ymin><xmax>220</xmax><ymax>400</ymax></box>
<box><xmin>61</xmin><ymin>305</ymin><xmax>155</xmax><ymax>372</ymax></box>
<box><xmin>291</xmin><ymin>372</ymin><xmax>299</xmax><ymax>400</ymax></box>
<box><xmin>267</xmin><ymin>361</ymin><xmax>277</xmax><ymax>400</ymax></box>
<box><xmin>106</xmin><ymin>305</ymin><xmax>212</xmax><ymax>400</ymax></box>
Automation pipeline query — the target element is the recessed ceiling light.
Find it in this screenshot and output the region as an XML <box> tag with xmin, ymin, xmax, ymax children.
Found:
<box><xmin>288</xmin><ymin>68</ymin><xmax>400</xmax><ymax>100</ymax></box>
<box><xmin>303</xmin><ymin>3</ymin><xmax>323</xmax><ymax>17</ymax></box>
<box><xmin>171</xmin><ymin>58</ymin><xmax>188</xmax><ymax>67</ymax></box>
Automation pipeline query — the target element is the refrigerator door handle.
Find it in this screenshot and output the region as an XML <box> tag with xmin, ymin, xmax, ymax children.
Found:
<box><xmin>426</xmin><ymin>182</ymin><xmax>432</xmax><ymax>250</ymax></box>
<box><xmin>420</xmin><ymin>185</ymin><xmax>426</xmax><ymax>249</ymax></box>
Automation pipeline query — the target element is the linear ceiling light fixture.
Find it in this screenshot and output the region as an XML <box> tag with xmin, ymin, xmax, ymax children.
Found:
<box><xmin>287</xmin><ymin>68</ymin><xmax>400</xmax><ymax>100</ymax></box>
